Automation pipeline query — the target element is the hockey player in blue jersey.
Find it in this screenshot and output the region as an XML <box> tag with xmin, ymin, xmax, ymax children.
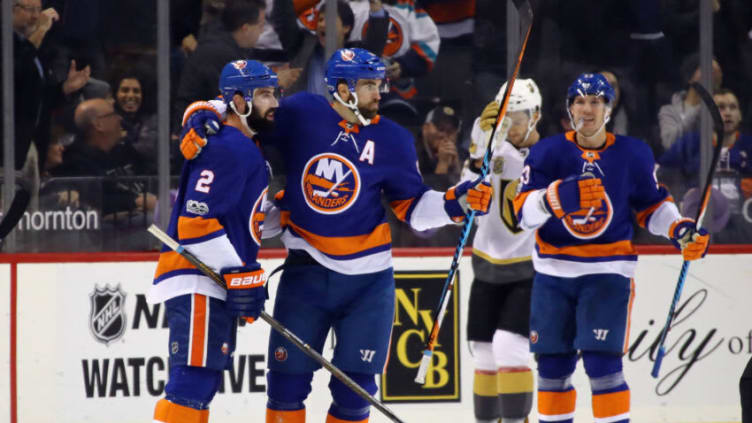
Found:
<box><xmin>149</xmin><ymin>59</ymin><xmax>278</xmax><ymax>423</ymax></box>
<box><xmin>512</xmin><ymin>73</ymin><xmax>711</xmax><ymax>423</ymax></box>
<box><xmin>179</xmin><ymin>48</ymin><xmax>493</xmax><ymax>423</ymax></box>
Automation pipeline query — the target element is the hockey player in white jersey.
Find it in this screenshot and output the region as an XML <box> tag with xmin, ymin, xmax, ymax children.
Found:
<box><xmin>461</xmin><ymin>78</ymin><xmax>542</xmax><ymax>423</ymax></box>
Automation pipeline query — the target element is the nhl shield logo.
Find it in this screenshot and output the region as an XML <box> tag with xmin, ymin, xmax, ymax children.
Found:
<box><xmin>89</xmin><ymin>284</ymin><xmax>127</xmax><ymax>345</ymax></box>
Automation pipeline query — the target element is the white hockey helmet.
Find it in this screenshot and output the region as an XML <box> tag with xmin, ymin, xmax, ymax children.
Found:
<box><xmin>494</xmin><ymin>78</ymin><xmax>542</xmax><ymax>114</ymax></box>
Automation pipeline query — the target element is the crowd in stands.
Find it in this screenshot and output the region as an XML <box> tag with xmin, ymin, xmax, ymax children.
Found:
<box><xmin>3</xmin><ymin>0</ymin><xmax>752</xmax><ymax>250</ymax></box>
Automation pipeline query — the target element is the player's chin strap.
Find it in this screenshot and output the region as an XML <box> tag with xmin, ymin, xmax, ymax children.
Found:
<box><xmin>568</xmin><ymin>105</ymin><xmax>611</xmax><ymax>136</ymax></box>
<box><xmin>333</xmin><ymin>91</ymin><xmax>371</xmax><ymax>126</ymax></box>
<box><xmin>518</xmin><ymin>111</ymin><xmax>541</xmax><ymax>147</ymax></box>
<box><xmin>229</xmin><ymin>99</ymin><xmax>256</xmax><ymax>135</ymax></box>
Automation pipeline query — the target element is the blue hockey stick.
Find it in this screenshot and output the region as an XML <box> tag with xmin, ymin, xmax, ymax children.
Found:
<box><xmin>415</xmin><ymin>0</ymin><xmax>535</xmax><ymax>384</ymax></box>
<box><xmin>651</xmin><ymin>82</ymin><xmax>724</xmax><ymax>378</ymax></box>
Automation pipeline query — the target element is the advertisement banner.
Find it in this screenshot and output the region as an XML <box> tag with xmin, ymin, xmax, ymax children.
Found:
<box><xmin>8</xmin><ymin>254</ymin><xmax>751</xmax><ymax>422</ymax></box>
<box><xmin>380</xmin><ymin>270</ymin><xmax>461</xmax><ymax>403</ymax></box>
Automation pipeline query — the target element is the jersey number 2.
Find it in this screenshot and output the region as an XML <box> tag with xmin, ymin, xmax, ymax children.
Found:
<box><xmin>195</xmin><ymin>170</ymin><xmax>214</xmax><ymax>193</ymax></box>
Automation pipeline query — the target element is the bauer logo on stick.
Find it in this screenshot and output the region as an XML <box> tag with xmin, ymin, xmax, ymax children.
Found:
<box><xmin>301</xmin><ymin>153</ymin><xmax>361</xmax><ymax>214</ymax></box>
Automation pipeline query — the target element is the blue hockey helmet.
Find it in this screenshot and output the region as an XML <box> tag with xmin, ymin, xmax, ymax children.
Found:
<box><xmin>324</xmin><ymin>48</ymin><xmax>387</xmax><ymax>96</ymax></box>
<box><xmin>566</xmin><ymin>73</ymin><xmax>615</xmax><ymax>106</ymax></box>
<box><xmin>219</xmin><ymin>59</ymin><xmax>278</xmax><ymax>105</ymax></box>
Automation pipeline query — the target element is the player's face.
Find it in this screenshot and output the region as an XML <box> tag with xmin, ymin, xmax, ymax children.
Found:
<box><xmin>248</xmin><ymin>86</ymin><xmax>279</xmax><ymax>132</ymax></box>
<box><xmin>569</xmin><ymin>95</ymin><xmax>609</xmax><ymax>137</ymax></box>
<box><xmin>355</xmin><ymin>79</ymin><xmax>382</xmax><ymax>119</ymax></box>
<box><xmin>506</xmin><ymin>110</ymin><xmax>534</xmax><ymax>147</ymax></box>
<box><xmin>714</xmin><ymin>93</ymin><xmax>742</xmax><ymax>135</ymax></box>
<box><xmin>116</xmin><ymin>78</ymin><xmax>142</xmax><ymax>114</ymax></box>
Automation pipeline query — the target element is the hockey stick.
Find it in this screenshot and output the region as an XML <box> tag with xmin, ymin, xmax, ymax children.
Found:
<box><xmin>147</xmin><ymin>225</ymin><xmax>406</xmax><ymax>423</ymax></box>
<box><xmin>0</xmin><ymin>187</ymin><xmax>30</xmax><ymax>241</ymax></box>
<box><xmin>651</xmin><ymin>81</ymin><xmax>724</xmax><ymax>378</ymax></box>
<box><xmin>415</xmin><ymin>0</ymin><xmax>535</xmax><ymax>385</ymax></box>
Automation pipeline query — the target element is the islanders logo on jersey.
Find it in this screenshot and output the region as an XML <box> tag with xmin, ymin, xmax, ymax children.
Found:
<box><xmin>561</xmin><ymin>190</ymin><xmax>613</xmax><ymax>240</ymax></box>
<box><xmin>301</xmin><ymin>153</ymin><xmax>361</xmax><ymax>214</ymax></box>
<box><xmin>249</xmin><ymin>188</ymin><xmax>267</xmax><ymax>246</ymax></box>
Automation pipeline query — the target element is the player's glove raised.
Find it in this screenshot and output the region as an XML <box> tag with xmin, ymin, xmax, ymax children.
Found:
<box><xmin>669</xmin><ymin>218</ymin><xmax>710</xmax><ymax>261</ymax></box>
<box><xmin>444</xmin><ymin>177</ymin><xmax>493</xmax><ymax>222</ymax></box>
<box><xmin>221</xmin><ymin>264</ymin><xmax>268</xmax><ymax>324</ymax></box>
<box><xmin>543</xmin><ymin>173</ymin><xmax>606</xmax><ymax>219</ymax></box>
<box><xmin>180</xmin><ymin>102</ymin><xmax>222</xmax><ymax>160</ymax></box>
<box><xmin>479</xmin><ymin>100</ymin><xmax>500</xmax><ymax>132</ymax></box>
<box><xmin>469</xmin><ymin>101</ymin><xmax>506</xmax><ymax>160</ymax></box>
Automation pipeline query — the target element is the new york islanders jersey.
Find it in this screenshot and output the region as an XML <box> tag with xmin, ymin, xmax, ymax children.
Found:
<box><xmin>514</xmin><ymin>131</ymin><xmax>677</xmax><ymax>278</ymax></box>
<box><xmin>262</xmin><ymin>92</ymin><xmax>435</xmax><ymax>275</ymax></box>
<box><xmin>149</xmin><ymin>125</ymin><xmax>269</xmax><ymax>303</ymax></box>
<box><xmin>461</xmin><ymin>118</ymin><xmax>535</xmax><ymax>284</ymax></box>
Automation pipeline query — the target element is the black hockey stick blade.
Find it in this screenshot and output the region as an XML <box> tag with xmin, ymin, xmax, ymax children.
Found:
<box><xmin>0</xmin><ymin>188</ymin><xmax>31</xmax><ymax>241</ymax></box>
<box><xmin>688</xmin><ymin>81</ymin><xmax>725</xmax><ymax>228</ymax></box>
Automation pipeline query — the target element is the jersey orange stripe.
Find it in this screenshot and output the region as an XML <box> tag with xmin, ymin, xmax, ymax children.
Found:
<box><xmin>592</xmin><ymin>389</ymin><xmax>630</xmax><ymax>418</ymax></box>
<box><xmin>154</xmin><ymin>251</ymin><xmax>195</xmax><ymax>280</ymax></box>
<box><xmin>513</xmin><ymin>190</ymin><xmax>533</xmax><ymax>217</ymax></box>
<box><xmin>177</xmin><ymin>216</ymin><xmax>224</xmax><ymax>241</ymax></box>
<box><xmin>390</xmin><ymin>198</ymin><xmax>414</xmax><ymax>222</ymax></box>
<box><xmin>635</xmin><ymin>196</ymin><xmax>674</xmax><ymax>228</ymax></box>
<box><xmin>538</xmin><ymin>390</ymin><xmax>576</xmax><ymax>415</ymax></box>
<box><xmin>190</xmin><ymin>294</ymin><xmax>207</xmax><ymax>367</ymax></box>
<box><xmin>536</xmin><ymin>233</ymin><xmax>636</xmax><ymax>258</ymax></box>
<box><xmin>281</xmin><ymin>212</ymin><xmax>392</xmax><ymax>256</ymax></box>
<box><xmin>565</xmin><ymin>131</ymin><xmax>616</xmax><ymax>151</ymax></box>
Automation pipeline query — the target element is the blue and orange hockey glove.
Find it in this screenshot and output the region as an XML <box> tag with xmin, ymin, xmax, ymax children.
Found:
<box><xmin>669</xmin><ymin>218</ymin><xmax>710</xmax><ymax>261</ymax></box>
<box><xmin>444</xmin><ymin>177</ymin><xmax>493</xmax><ymax>222</ymax></box>
<box><xmin>180</xmin><ymin>102</ymin><xmax>222</xmax><ymax>160</ymax></box>
<box><xmin>221</xmin><ymin>264</ymin><xmax>268</xmax><ymax>323</ymax></box>
<box><xmin>543</xmin><ymin>173</ymin><xmax>606</xmax><ymax>219</ymax></box>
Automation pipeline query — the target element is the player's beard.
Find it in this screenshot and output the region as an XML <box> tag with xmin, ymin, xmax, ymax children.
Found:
<box><xmin>247</xmin><ymin>107</ymin><xmax>276</xmax><ymax>133</ymax></box>
<box><xmin>358</xmin><ymin>102</ymin><xmax>379</xmax><ymax>119</ymax></box>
